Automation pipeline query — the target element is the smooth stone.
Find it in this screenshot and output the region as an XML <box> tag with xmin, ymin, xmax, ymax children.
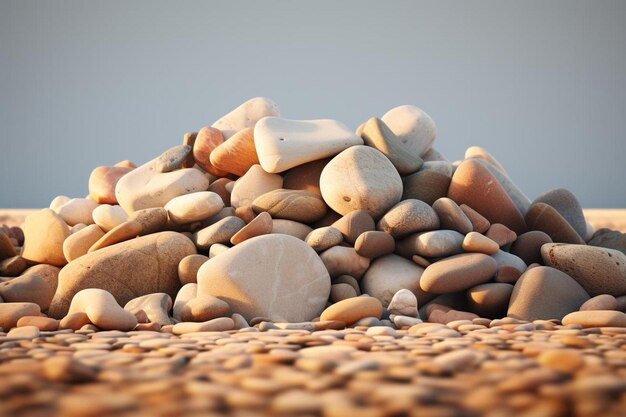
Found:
<box><xmin>0</xmin><ymin>231</ymin><xmax>16</xmax><ymax>261</ymax></box>
<box><xmin>56</xmin><ymin>198</ymin><xmax>98</xmax><ymax>226</ymax></box>
<box><xmin>234</xmin><ymin>205</ymin><xmax>256</xmax><ymax>224</ymax></box>
<box><xmin>580</xmin><ymin>294</ymin><xmax>618</xmax><ymax>311</ymax></box>
<box><xmin>562</xmin><ymin>310</ymin><xmax>626</xmax><ymax>328</ymax></box>
<box><xmin>541</xmin><ymin>243</ymin><xmax>626</xmax><ymax>296</ymax></box>
<box><xmin>127</xmin><ymin>207</ymin><xmax>168</xmax><ymax>236</ymax></box>
<box><xmin>193</xmin><ymin>216</ymin><xmax>245</xmax><ymax>250</ymax></box>
<box><xmin>422</xmin><ymin>147</ymin><xmax>448</xmax><ymax>162</ymax></box>
<box><xmin>525</xmin><ymin>203</ymin><xmax>584</xmax><ymax>244</ymax></box>
<box><xmin>48</xmin><ymin>232</ymin><xmax>196</xmax><ymax>318</ymax></box>
<box><xmin>360</xmin><ymin>117</ymin><xmax>423</xmax><ymax>175</ymax></box>
<box><xmin>7</xmin><ymin>325</ymin><xmax>40</xmax><ymax>339</ymax></box>
<box><xmin>182</xmin><ymin>131</ymin><xmax>197</xmax><ymax>168</ymax></box>
<box><xmin>329</xmin><ymin>283</ymin><xmax>358</xmax><ymax>303</ymax></box>
<box><xmin>462</xmin><ymin>232</ymin><xmax>500</xmax><ymax>255</ymax></box>
<box><xmin>467</xmin><ymin>282</ymin><xmax>514</xmax><ymax>319</ymax></box>
<box><xmin>21</xmin><ymin>209</ymin><xmax>70</xmax><ymax>267</ymax></box>
<box><xmin>0</xmin><ymin>302</ymin><xmax>41</xmax><ymax>330</ymax></box>
<box><xmin>361</xmin><ymin>254</ymin><xmax>430</xmax><ymax>306</ymax></box>
<box><xmin>271</xmin><ymin>219</ymin><xmax>313</xmax><ymax>240</ymax></box>
<box><xmin>380</xmin><ymin>105</ymin><xmax>437</xmax><ymax>157</ymax></box>
<box><xmin>49</xmin><ymin>195</ymin><xmax>71</xmax><ymax>211</ymax></box>
<box><xmin>252</xmin><ymin>189</ymin><xmax>327</xmax><ymax>223</ymax></box>
<box><xmin>16</xmin><ymin>316</ymin><xmax>59</xmax><ymax>331</ymax></box>
<box><xmin>173</xmin><ymin>283</ymin><xmax>197</xmax><ymax>321</ymax></box>
<box><xmin>198</xmin><ymin>234</ymin><xmax>331</xmax><ymax>322</ymax></box>
<box><xmin>88</xmin><ymin>220</ymin><xmax>142</xmax><ymax>252</ymax></box>
<box><xmin>254</xmin><ymin>117</ymin><xmax>363</xmax><ymax>173</ymax></box>
<box><xmin>333</xmin><ymin>275</ymin><xmax>361</xmax><ymax>296</ymax></box>
<box><xmin>464</xmin><ymin>146</ymin><xmax>508</xmax><ymax>175</ymax></box>
<box><xmin>448</xmin><ymin>159</ymin><xmax>526</xmax><ymax>234</ymax></box>
<box><xmin>421</xmin><ymin>160</ymin><xmax>454</xmax><ymax>177</ymax></box>
<box><xmin>460</xmin><ymin>204</ymin><xmax>490</xmax><ymax>233</ymax></box>
<box><xmin>230</xmin><ymin>212</ymin><xmax>273</xmax><ymax>245</ymax></box>
<box><xmin>178</xmin><ymin>254</ymin><xmax>209</xmax><ymax>285</ymax></box>
<box><xmin>533</xmin><ymin>188</ymin><xmax>586</xmax><ymax>239</ymax></box>
<box><xmin>354</xmin><ymin>231</ymin><xmax>395</xmax><ymax>258</ymax></box>
<box><xmin>124</xmin><ymin>293</ymin><xmax>172</xmax><ymax>325</ymax></box>
<box><xmin>0</xmin><ymin>265</ymin><xmax>59</xmax><ymax>311</ymax></box>
<box><xmin>486</xmin><ymin>223</ymin><xmax>517</xmax><ymax>247</ymax></box>
<box><xmin>282</xmin><ymin>158</ymin><xmax>329</xmax><ymax>195</ymax></box>
<box><xmin>420</xmin><ymin>253</ymin><xmax>497</xmax><ymax>294</ymax></box>
<box><xmin>588</xmin><ymin>228</ymin><xmax>626</xmax><ymax>256</ymax></box>
<box><xmin>319</xmin><ymin>246</ymin><xmax>370</xmax><ymax>279</ymax></box>
<box><xmin>423</xmin><ymin>304</ymin><xmax>477</xmax><ymax>324</ymax></box>
<box><xmin>537</xmin><ymin>349</ymin><xmax>585</xmax><ymax>374</ymax></box>
<box><xmin>192</xmin><ymin>127</ymin><xmax>228</xmax><ymax>176</ymax></box>
<box><xmin>210</xmin><ymin>127</ymin><xmax>260</xmax><ymax>177</ymax></box>
<box><xmin>495</xmin><ymin>265</ymin><xmax>523</xmax><ymax>284</ymax></box>
<box><xmin>179</xmin><ymin>295</ymin><xmax>230</xmax><ymax>322</ymax></box>
<box><xmin>58</xmin><ymin>311</ymin><xmax>91</xmax><ymax>330</ymax></box>
<box><xmin>91</xmin><ymin>204</ymin><xmax>128</xmax><ymax>232</ymax></box>
<box><xmin>320</xmin><ymin>296</ymin><xmax>383</xmax><ymax>325</ymax></box>
<box><xmin>412</xmin><ymin>254</ymin><xmax>431</xmax><ymax>268</ymax></box>
<box><xmin>476</xmin><ymin>159</ymin><xmax>531</xmax><ymax>216</ymax></box>
<box><xmin>387</xmin><ymin>289</ymin><xmax>419</xmax><ymax>317</ymax></box>
<box><xmin>0</xmin><ymin>255</ymin><xmax>28</xmax><ymax>277</ymax></box>
<box><xmin>199</xmin><ymin>207</ymin><xmax>236</xmax><ymax>228</ymax></box>
<box><xmin>432</xmin><ymin>197</ymin><xmax>473</xmax><ymax>234</ymax></box>
<box><xmin>155</xmin><ymin>144</ymin><xmax>191</xmax><ymax>173</ymax></box>
<box><xmin>305</xmin><ymin>226</ymin><xmax>343</xmax><ymax>252</ymax></box>
<box><xmin>88</xmin><ymin>166</ymin><xmax>134</xmax><ymax>205</ymax></box>
<box><xmin>331</xmin><ymin>210</ymin><xmax>375</xmax><ymax>244</ymax></box>
<box><xmin>320</xmin><ymin>145</ymin><xmax>402</xmax><ymax>219</ymax></box>
<box><xmin>510</xmin><ymin>231</ymin><xmax>553</xmax><ymax>265</ymax></box>
<box><xmin>172</xmin><ymin>317</ymin><xmax>235</xmax><ymax>334</ymax></box>
<box><xmin>230</xmin><ymin>164</ymin><xmax>283</xmax><ymax>209</ymax></box>
<box><xmin>164</xmin><ymin>191</ymin><xmax>224</xmax><ymax>224</ymax></box>
<box><xmin>211</xmin><ymin>97</ymin><xmax>280</xmax><ymax>140</ymax></box>
<box><xmin>208</xmin><ymin>243</ymin><xmax>229</xmax><ymax>258</ymax></box>
<box><xmin>392</xmin><ymin>315</ymin><xmax>423</xmax><ymax>328</ymax></box>
<box><xmin>208</xmin><ymin>178</ymin><xmax>233</xmax><ymax>206</ymax></box>
<box><xmin>115</xmin><ymin>157</ymin><xmax>210</xmax><ymax>214</ymax></box>
<box><xmin>507</xmin><ymin>266</ymin><xmax>590</xmax><ymax>321</ymax></box>
<box><xmin>377</xmin><ymin>199</ymin><xmax>440</xmax><ymax>238</ymax></box>
<box><xmin>491</xmin><ymin>250</ymin><xmax>527</xmax><ymax>274</ymax></box>
<box><xmin>70</xmin><ymin>223</ymin><xmax>87</xmax><ymax>234</ymax></box>
<box><xmin>402</xmin><ymin>170</ymin><xmax>451</xmax><ymax>206</ymax></box>
<box><xmin>397</xmin><ymin>230</ymin><xmax>465</xmax><ymax>258</ymax></box>
<box><xmin>67</xmin><ymin>288</ymin><xmax>137</xmax><ymax>331</ymax></box>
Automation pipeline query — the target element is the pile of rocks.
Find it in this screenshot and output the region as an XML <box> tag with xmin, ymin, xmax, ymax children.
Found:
<box><xmin>1</xmin><ymin>97</ymin><xmax>626</xmax><ymax>334</ymax></box>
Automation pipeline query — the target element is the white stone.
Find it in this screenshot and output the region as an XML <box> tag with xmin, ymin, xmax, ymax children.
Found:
<box><xmin>387</xmin><ymin>289</ymin><xmax>419</xmax><ymax>317</ymax></box>
<box><xmin>50</xmin><ymin>195</ymin><xmax>71</xmax><ymax>212</ymax></box>
<box><xmin>211</xmin><ymin>97</ymin><xmax>280</xmax><ymax>139</ymax></box>
<box><xmin>56</xmin><ymin>198</ymin><xmax>98</xmax><ymax>226</ymax></box>
<box><xmin>92</xmin><ymin>204</ymin><xmax>128</xmax><ymax>232</ymax></box>
<box><xmin>381</xmin><ymin>105</ymin><xmax>437</xmax><ymax>157</ymax></box>
<box><xmin>164</xmin><ymin>191</ymin><xmax>224</xmax><ymax>224</ymax></box>
<box><xmin>230</xmin><ymin>165</ymin><xmax>283</xmax><ymax>209</ymax></box>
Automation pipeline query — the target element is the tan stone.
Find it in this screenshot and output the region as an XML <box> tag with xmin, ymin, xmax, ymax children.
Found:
<box><xmin>320</xmin><ymin>296</ymin><xmax>383</xmax><ymax>325</ymax></box>
<box><xmin>88</xmin><ymin>220</ymin><xmax>142</xmax><ymax>252</ymax></box>
<box><xmin>178</xmin><ymin>254</ymin><xmax>209</xmax><ymax>285</ymax></box>
<box><xmin>252</xmin><ymin>189</ymin><xmax>327</xmax><ymax>223</ymax></box>
<box><xmin>271</xmin><ymin>219</ymin><xmax>313</xmax><ymax>240</ymax></box>
<box><xmin>0</xmin><ymin>302</ymin><xmax>41</xmax><ymax>330</ymax></box>
<box><xmin>172</xmin><ymin>317</ymin><xmax>234</xmax><ymax>334</ymax></box>
<box><xmin>230</xmin><ymin>164</ymin><xmax>283</xmax><ymax>209</ymax></box>
<box><xmin>230</xmin><ymin>212</ymin><xmax>273</xmax><ymax>245</ymax></box>
<box><xmin>463</xmin><ymin>232</ymin><xmax>500</xmax><ymax>255</ymax></box>
<box><xmin>88</xmin><ymin>166</ymin><xmax>133</xmax><ymax>205</ymax></box>
<box><xmin>192</xmin><ymin>127</ymin><xmax>228</xmax><ymax>176</ymax></box>
<box><xmin>67</xmin><ymin>288</ymin><xmax>137</xmax><ymax>331</ymax></box>
<box><xmin>0</xmin><ymin>264</ymin><xmax>59</xmax><ymax>311</ymax></box>
<box><xmin>562</xmin><ymin>310</ymin><xmax>626</xmax><ymax>328</ymax></box>
<box><xmin>210</xmin><ymin>127</ymin><xmax>259</xmax><ymax>177</ymax></box>
<box><xmin>21</xmin><ymin>209</ymin><xmax>70</xmax><ymax>267</ymax></box>
<box><xmin>63</xmin><ymin>224</ymin><xmax>105</xmax><ymax>262</ymax></box>
<box><xmin>179</xmin><ymin>295</ymin><xmax>230</xmax><ymax>322</ymax></box>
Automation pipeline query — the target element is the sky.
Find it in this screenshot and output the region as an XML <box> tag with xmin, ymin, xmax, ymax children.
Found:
<box><xmin>0</xmin><ymin>0</ymin><xmax>625</xmax><ymax>208</ymax></box>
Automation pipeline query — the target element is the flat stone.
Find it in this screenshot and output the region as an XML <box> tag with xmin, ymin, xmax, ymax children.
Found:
<box><xmin>172</xmin><ymin>317</ymin><xmax>235</xmax><ymax>334</ymax></box>
<box><xmin>7</xmin><ymin>325</ymin><xmax>40</xmax><ymax>339</ymax></box>
<box><xmin>56</xmin><ymin>198</ymin><xmax>98</xmax><ymax>226</ymax></box>
<box><xmin>361</xmin><ymin>254</ymin><xmax>430</xmax><ymax>306</ymax></box>
<box><xmin>397</xmin><ymin>230</ymin><xmax>465</xmax><ymax>258</ymax></box>
<box><xmin>16</xmin><ymin>316</ymin><xmax>59</xmax><ymax>331</ymax></box>
<box><xmin>178</xmin><ymin>254</ymin><xmax>209</xmax><ymax>285</ymax></box>
<box><xmin>21</xmin><ymin>209</ymin><xmax>70</xmax><ymax>267</ymax></box>
<box><xmin>164</xmin><ymin>191</ymin><xmax>224</xmax><ymax>224</ymax></box>
<box><xmin>467</xmin><ymin>282</ymin><xmax>514</xmax><ymax>319</ymax></box>
<box><xmin>485</xmin><ymin>223</ymin><xmax>517</xmax><ymax>247</ymax></box>
<box><xmin>432</xmin><ymin>197</ymin><xmax>473</xmax><ymax>234</ymax></box>
<box><xmin>210</xmin><ymin>127</ymin><xmax>260</xmax><ymax>177</ymax></box>
<box><xmin>380</xmin><ymin>104</ymin><xmax>437</xmax><ymax>157</ymax></box>
<box><xmin>377</xmin><ymin>199</ymin><xmax>440</xmax><ymax>238</ymax></box>
<box><xmin>92</xmin><ymin>204</ymin><xmax>128</xmax><ymax>232</ymax></box>
<box><xmin>88</xmin><ymin>220</ymin><xmax>142</xmax><ymax>252</ymax></box>
<box><xmin>282</xmin><ymin>158</ymin><xmax>329</xmax><ymax>195</ymax></box>
<box><xmin>230</xmin><ymin>164</ymin><xmax>283</xmax><ymax>209</ymax></box>
<box><xmin>252</xmin><ymin>189</ymin><xmax>327</xmax><ymax>223</ymax></box>
<box><xmin>0</xmin><ymin>264</ymin><xmax>59</xmax><ymax>311</ymax></box>
<box><xmin>319</xmin><ymin>246</ymin><xmax>370</xmax><ymax>279</ymax></box>
<box><xmin>533</xmin><ymin>188</ymin><xmax>586</xmax><ymax>239</ymax></box>
<box><xmin>193</xmin><ymin>216</ymin><xmax>246</xmax><ymax>250</ymax></box>
<box><xmin>354</xmin><ymin>231</ymin><xmax>395</xmax><ymax>258</ymax></box>
<box><xmin>510</xmin><ymin>231</ymin><xmax>553</xmax><ymax>265</ymax></box>
<box><xmin>402</xmin><ymin>170</ymin><xmax>451</xmax><ymax>206</ymax></box>
<box><xmin>124</xmin><ymin>293</ymin><xmax>173</xmax><ymax>325</ymax></box>
<box><xmin>331</xmin><ymin>210</ymin><xmax>375</xmax><ymax>244</ymax></box>
<box><xmin>0</xmin><ymin>302</ymin><xmax>41</xmax><ymax>330</ymax></box>
<box><xmin>329</xmin><ymin>283</ymin><xmax>358</xmax><ymax>303</ymax></box>
<box><xmin>420</xmin><ymin>253</ymin><xmax>497</xmax><ymax>294</ymax></box>
<box><xmin>230</xmin><ymin>212</ymin><xmax>273</xmax><ymax>245</ymax></box>
<box><xmin>320</xmin><ymin>296</ymin><xmax>383</xmax><ymax>326</ymax></box>
<box><xmin>525</xmin><ymin>203</ymin><xmax>584</xmax><ymax>244</ymax></box>
<box><xmin>211</xmin><ymin>97</ymin><xmax>280</xmax><ymax>140</ymax></box>
<box><xmin>207</xmin><ymin>178</ymin><xmax>233</xmax><ymax>206</ymax></box>
<box><xmin>182</xmin><ymin>131</ymin><xmax>197</xmax><ymax>168</ymax></box>
<box><xmin>88</xmin><ymin>166</ymin><xmax>134</xmax><ymax>205</ymax></box>
<box><xmin>155</xmin><ymin>144</ymin><xmax>192</xmax><ymax>173</ymax></box>
<box><xmin>305</xmin><ymin>226</ymin><xmax>343</xmax><ymax>252</ymax></box>
<box><xmin>580</xmin><ymin>294</ymin><xmax>618</xmax><ymax>311</ymax></box>
<box><xmin>128</xmin><ymin>207</ymin><xmax>168</xmax><ymax>236</ymax></box>
<box><xmin>460</xmin><ymin>204</ymin><xmax>490</xmax><ymax>233</ymax></box>
<box><xmin>562</xmin><ymin>310</ymin><xmax>626</xmax><ymax>328</ymax></box>
<box><xmin>271</xmin><ymin>219</ymin><xmax>313</xmax><ymax>240</ymax></box>
<box><xmin>192</xmin><ymin>127</ymin><xmax>228</xmax><ymax>176</ymax></box>
<box><xmin>462</xmin><ymin>232</ymin><xmax>500</xmax><ymax>255</ymax></box>
<box><xmin>179</xmin><ymin>295</ymin><xmax>230</xmax><ymax>322</ymax></box>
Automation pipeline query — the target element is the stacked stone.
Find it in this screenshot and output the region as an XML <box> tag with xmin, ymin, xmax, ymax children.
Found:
<box><xmin>1</xmin><ymin>97</ymin><xmax>626</xmax><ymax>333</ymax></box>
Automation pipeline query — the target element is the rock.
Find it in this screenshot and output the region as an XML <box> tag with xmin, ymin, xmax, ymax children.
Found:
<box><xmin>397</xmin><ymin>230</ymin><xmax>465</xmax><ymax>258</ymax></box>
<box><xmin>432</xmin><ymin>349</ymin><xmax>481</xmax><ymax>373</ymax></box>
<box><xmin>354</xmin><ymin>231</ymin><xmax>395</xmax><ymax>258</ymax></box>
<box><xmin>7</xmin><ymin>325</ymin><xmax>40</xmax><ymax>339</ymax></box>
<box><xmin>63</xmin><ymin>224</ymin><xmax>105</xmax><ymax>262</ymax></box>
<box><xmin>115</xmin><ymin>158</ymin><xmax>210</xmax><ymax>214</ymax></box>
<box><xmin>491</xmin><ymin>250</ymin><xmax>527</xmax><ymax>274</ymax></box>
<box><xmin>537</xmin><ymin>349</ymin><xmax>584</xmax><ymax>374</ymax></box>
<box><xmin>464</xmin><ymin>146</ymin><xmax>508</xmax><ymax>175</ymax></box>
<box><xmin>562</xmin><ymin>310</ymin><xmax>626</xmax><ymax>328</ymax></box>
<box><xmin>320</xmin><ymin>296</ymin><xmax>383</xmax><ymax>325</ymax></box>
<box><xmin>421</xmin><ymin>160</ymin><xmax>454</xmax><ymax>177</ymax></box>
<box><xmin>0</xmin><ymin>302</ymin><xmax>41</xmax><ymax>330</ymax></box>
<box><xmin>88</xmin><ymin>220</ymin><xmax>142</xmax><ymax>252</ymax></box>
<box><xmin>211</xmin><ymin>97</ymin><xmax>280</xmax><ymax>140</ymax></box>
<box><xmin>252</xmin><ymin>189</ymin><xmax>327</xmax><ymax>223</ymax></box>
<box><xmin>360</xmin><ymin>117</ymin><xmax>423</xmax><ymax>175</ymax></box>
<box><xmin>319</xmin><ymin>246</ymin><xmax>370</xmax><ymax>279</ymax></box>
<box><xmin>495</xmin><ymin>265</ymin><xmax>523</xmax><ymax>284</ymax></box>
<box><xmin>164</xmin><ymin>191</ymin><xmax>224</xmax><ymax>224</ymax></box>
<box><xmin>92</xmin><ymin>204</ymin><xmax>128</xmax><ymax>232</ymax></box>
<box><xmin>425</xmin><ymin>304</ymin><xmax>479</xmax><ymax>324</ymax></box>
<box><xmin>16</xmin><ymin>316</ymin><xmax>59</xmax><ymax>331</ymax></box>
<box><xmin>333</xmin><ymin>275</ymin><xmax>361</xmax><ymax>296</ymax></box>
<box><xmin>58</xmin><ymin>312</ymin><xmax>91</xmax><ymax>330</ymax></box>
<box><xmin>420</xmin><ymin>253</ymin><xmax>497</xmax><ymax>294</ymax></box>
<box><xmin>508</xmin><ymin>266</ymin><xmax>590</xmax><ymax>321</ymax></box>
<box><xmin>197</xmin><ymin>234</ymin><xmax>330</xmax><ymax>322</ymax></box>
<box><xmin>173</xmin><ymin>283</ymin><xmax>197</xmax><ymax>321</ymax></box>
<box><xmin>485</xmin><ymin>223</ymin><xmax>517</xmax><ymax>247</ymax></box>
<box><xmin>329</xmin><ymin>283</ymin><xmax>358</xmax><ymax>303</ymax></box>
<box><xmin>208</xmin><ymin>178</ymin><xmax>233</xmax><ymax>207</ymax></box>
<box><xmin>49</xmin><ymin>195</ymin><xmax>71</xmax><ymax>211</ymax></box>
<box><xmin>588</xmin><ymin>228</ymin><xmax>626</xmax><ymax>256</ymax></box>
<box><xmin>305</xmin><ymin>227</ymin><xmax>343</xmax><ymax>252</ymax></box>
<box><xmin>402</xmin><ymin>170</ymin><xmax>451</xmax><ymax>206</ymax></box>
<box><xmin>380</xmin><ymin>105</ymin><xmax>437</xmax><ymax>157</ymax></box>
<box><xmin>387</xmin><ymin>289</ymin><xmax>419</xmax><ymax>317</ymax></box>
<box><xmin>193</xmin><ymin>216</ymin><xmax>245</xmax><ymax>250</ymax></box>
<box><xmin>178</xmin><ymin>254</ymin><xmax>209</xmax><ymax>285</ymax></box>
<box><xmin>128</xmin><ymin>207</ymin><xmax>168</xmax><ymax>235</ymax></box>
<box><xmin>460</xmin><ymin>204</ymin><xmax>491</xmax><ymax>233</ymax></box>
<box><xmin>192</xmin><ymin>127</ymin><xmax>228</xmax><ymax>176</ymax></box>
<box><xmin>533</xmin><ymin>188</ymin><xmax>586</xmax><ymax>239</ymax></box>
<box><xmin>0</xmin><ymin>255</ymin><xmax>28</xmax><ymax>277</ymax></box>
<box><xmin>476</xmin><ymin>159</ymin><xmax>531</xmax><ymax>216</ymax></box>
<box><xmin>210</xmin><ymin>127</ymin><xmax>260</xmax><ymax>177</ymax></box>
<box><xmin>377</xmin><ymin>199</ymin><xmax>440</xmax><ymax>238</ymax></box>
<box><xmin>467</xmin><ymin>282</ymin><xmax>514</xmax><ymax>319</ymax></box>
<box><xmin>56</xmin><ymin>198</ymin><xmax>98</xmax><ymax>226</ymax></box>
<box><xmin>462</xmin><ymin>232</ymin><xmax>500</xmax><ymax>255</ymax></box>
<box><xmin>361</xmin><ymin>254</ymin><xmax>430</xmax><ymax>306</ymax></box>
<box><xmin>172</xmin><ymin>317</ymin><xmax>235</xmax><ymax>334</ymax></box>
<box><xmin>320</xmin><ymin>145</ymin><xmax>402</xmax><ymax>219</ymax></box>
<box><xmin>331</xmin><ymin>210</ymin><xmax>375</xmax><ymax>244</ymax></box>
<box><xmin>541</xmin><ymin>243</ymin><xmax>626</xmax><ymax>296</ymax></box>
<box><xmin>580</xmin><ymin>294</ymin><xmax>618</xmax><ymax>311</ymax></box>
<box><xmin>67</xmin><ymin>288</ymin><xmax>137</xmax><ymax>331</ymax></box>
<box><xmin>21</xmin><ymin>209</ymin><xmax>70</xmax><ymax>267</ymax></box>
<box><xmin>48</xmin><ymin>231</ymin><xmax>196</xmax><ymax>318</ymax></box>
<box><xmin>0</xmin><ymin>231</ymin><xmax>17</xmax><ymax>261</ymax></box>
<box><xmin>179</xmin><ymin>295</ymin><xmax>230</xmax><ymax>322</ymax></box>
<box><xmin>43</xmin><ymin>356</ymin><xmax>98</xmax><ymax>383</ymax></box>
<box><xmin>271</xmin><ymin>219</ymin><xmax>313</xmax><ymax>240</ymax></box>
<box><xmin>432</xmin><ymin>197</ymin><xmax>473</xmax><ymax>234</ymax></box>
<box><xmin>230</xmin><ymin>164</ymin><xmax>283</xmax><ymax>209</ymax></box>
<box><xmin>525</xmin><ymin>203</ymin><xmax>584</xmax><ymax>244</ymax></box>
<box><xmin>510</xmin><ymin>231</ymin><xmax>553</xmax><ymax>265</ymax></box>
<box><xmin>124</xmin><ymin>293</ymin><xmax>172</xmax><ymax>325</ymax></box>
<box><xmin>448</xmin><ymin>159</ymin><xmax>526</xmax><ymax>234</ymax></box>
<box><xmin>0</xmin><ymin>264</ymin><xmax>59</xmax><ymax>311</ymax></box>
<box><xmin>282</xmin><ymin>158</ymin><xmax>329</xmax><ymax>195</ymax></box>
<box><xmin>230</xmin><ymin>212</ymin><xmax>273</xmax><ymax>245</ymax></box>
<box><xmin>234</xmin><ymin>205</ymin><xmax>255</xmax><ymax>223</ymax></box>
<box><xmin>88</xmin><ymin>166</ymin><xmax>133</xmax><ymax>204</ymax></box>
<box><xmin>182</xmin><ymin>131</ymin><xmax>197</xmax><ymax>168</ymax></box>
<box><xmin>155</xmin><ymin>144</ymin><xmax>192</xmax><ymax>173</ymax></box>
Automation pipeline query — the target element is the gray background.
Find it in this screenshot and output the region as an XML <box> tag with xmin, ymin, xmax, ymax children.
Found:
<box><xmin>1</xmin><ymin>0</ymin><xmax>625</xmax><ymax>208</ymax></box>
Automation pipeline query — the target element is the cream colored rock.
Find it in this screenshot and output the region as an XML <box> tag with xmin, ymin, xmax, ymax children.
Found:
<box><xmin>178</xmin><ymin>254</ymin><xmax>209</xmax><ymax>285</ymax></box>
<box><xmin>208</xmin><ymin>243</ymin><xmax>229</xmax><ymax>258</ymax></box>
<box><xmin>193</xmin><ymin>216</ymin><xmax>245</xmax><ymax>250</ymax></box>
<box><xmin>0</xmin><ymin>265</ymin><xmax>59</xmax><ymax>311</ymax></box>
<box><xmin>92</xmin><ymin>204</ymin><xmax>128</xmax><ymax>232</ymax></box>
<box><xmin>198</xmin><ymin>234</ymin><xmax>330</xmax><ymax>322</ymax></box>
<box><xmin>0</xmin><ymin>303</ymin><xmax>41</xmax><ymax>330</ymax></box>
<box><xmin>320</xmin><ymin>145</ymin><xmax>402</xmax><ymax>219</ymax></box>
<box><xmin>211</xmin><ymin>97</ymin><xmax>280</xmax><ymax>140</ymax></box>
<box><xmin>63</xmin><ymin>224</ymin><xmax>105</xmax><ymax>262</ymax></box>
<box><xmin>271</xmin><ymin>219</ymin><xmax>313</xmax><ymax>240</ymax></box>
<box><xmin>88</xmin><ymin>220</ymin><xmax>142</xmax><ymax>253</ymax></box>
<box><xmin>164</xmin><ymin>191</ymin><xmax>224</xmax><ymax>224</ymax></box>
<box><xmin>305</xmin><ymin>227</ymin><xmax>343</xmax><ymax>252</ymax></box>
<box><xmin>254</xmin><ymin>117</ymin><xmax>363</xmax><ymax>173</ymax></box>
<box><xmin>124</xmin><ymin>293</ymin><xmax>172</xmax><ymax>326</ymax></box>
<box><xmin>56</xmin><ymin>198</ymin><xmax>98</xmax><ymax>226</ymax></box>
<box><xmin>21</xmin><ymin>209</ymin><xmax>71</xmax><ymax>267</ymax></box>
<box><xmin>380</xmin><ymin>105</ymin><xmax>437</xmax><ymax>157</ymax></box>
<box><xmin>50</xmin><ymin>195</ymin><xmax>71</xmax><ymax>211</ymax></box>
<box><xmin>230</xmin><ymin>164</ymin><xmax>283</xmax><ymax>209</ymax></box>
<box><xmin>320</xmin><ymin>296</ymin><xmax>382</xmax><ymax>326</ymax></box>
<box><xmin>172</xmin><ymin>317</ymin><xmax>234</xmax><ymax>334</ymax></box>
<box><xmin>319</xmin><ymin>246</ymin><xmax>370</xmax><ymax>279</ymax></box>
<box><xmin>179</xmin><ymin>295</ymin><xmax>230</xmax><ymax>322</ymax></box>
<box><xmin>361</xmin><ymin>254</ymin><xmax>429</xmax><ymax>307</ymax></box>
<box><xmin>67</xmin><ymin>288</ymin><xmax>137</xmax><ymax>331</ymax></box>
<box><xmin>562</xmin><ymin>310</ymin><xmax>626</xmax><ymax>328</ymax></box>
<box><xmin>463</xmin><ymin>232</ymin><xmax>500</xmax><ymax>255</ymax></box>
<box><xmin>173</xmin><ymin>283</ymin><xmax>197</xmax><ymax>321</ymax></box>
